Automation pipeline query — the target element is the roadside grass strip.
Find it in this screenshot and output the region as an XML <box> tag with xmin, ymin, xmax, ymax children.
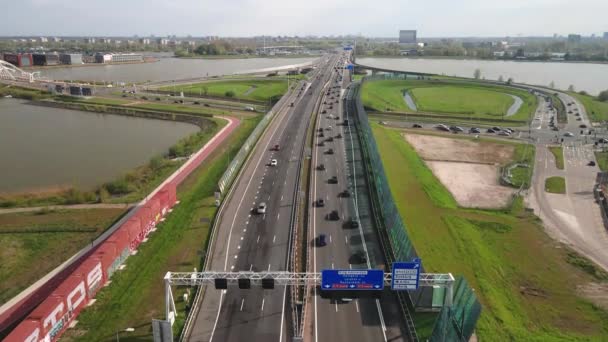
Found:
<box><xmin>545</xmin><ymin>176</ymin><xmax>566</xmax><ymax>194</ymax></box>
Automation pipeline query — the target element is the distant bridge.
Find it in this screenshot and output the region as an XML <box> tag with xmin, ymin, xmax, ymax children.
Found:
<box><xmin>0</xmin><ymin>60</ymin><xmax>42</xmax><ymax>83</ymax></box>
<box><xmin>349</xmin><ymin>55</ymin><xmax>436</xmax><ymax>77</ymax></box>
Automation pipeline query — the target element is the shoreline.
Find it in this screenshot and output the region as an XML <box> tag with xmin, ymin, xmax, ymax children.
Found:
<box><xmin>23</xmin><ymin>58</ymin><xmax>159</xmax><ymax>71</ymax></box>
<box><xmin>356</xmin><ymin>55</ymin><xmax>608</xmax><ymax>65</ymax></box>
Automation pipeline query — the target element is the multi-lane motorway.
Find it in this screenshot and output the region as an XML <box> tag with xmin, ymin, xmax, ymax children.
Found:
<box><xmin>187</xmin><ymin>52</ymin><xmax>360</xmax><ymax>341</ymax></box>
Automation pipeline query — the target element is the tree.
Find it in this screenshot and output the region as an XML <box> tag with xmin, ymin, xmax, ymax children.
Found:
<box><xmin>225</xmin><ymin>90</ymin><xmax>236</xmax><ymax>98</ymax></box>
<box><xmin>474</xmin><ymin>68</ymin><xmax>481</xmax><ymax>79</ymax></box>
<box><xmin>507</xmin><ymin>77</ymin><xmax>514</xmax><ymax>85</ymax></box>
<box><xmin>498</xmin><ymin>75</ymin><xmax>504</xmax><ymax>82</ymax></box>
<box><xmin>568</xmin><ymin>84</ymin><xmax>575</xmax><ymax>92</ymax></box>
<box><xmin>549</xmin><ymin>81</ymin><xmax>555</xmax><ymax>89</ymax></box>
<box><xmin>599</xmin><ymin>90</ymin><xmax>608</xmax><ymax>102</ymax></box>
<box><xmin>202</xmin><ymin>86</ymin><xmax>208</xmax><ymax>96</ymax></box>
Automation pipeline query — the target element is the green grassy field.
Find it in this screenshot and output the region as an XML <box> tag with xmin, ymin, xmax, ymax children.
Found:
<box><xmin>361</xmin><ymin>79</ymin><xmax>537</xmax><ymax>123</ymax></box>
<box><xmin>61</xmin><ymin>116</ymin><xmax>260</xmax><ymax>341</ymax></box>
<box><xmin>545</xmin><ymin>176</ymin><xmax>567</xmax><ymax>194</ymax></box>
<box><xmin>595</xmin><ymin>151</ymin><xmax>608</xmax><ymax>171</ymax></box>
<box><xmin>163</xmin><ymin>79</ymin><xmax>288</xmax><ymax>102</ymax></box>
<box><xmin>570</xmin><ymin>92</ymin><xmax>608</xmax><ymax>122</ymax></box>
<box><xmin>549</xmin><ymin>146</ymin><xmax>565</xmax><ymax>170</ymax></box>
<box><xmin>0</xmin><ymin>208</ymin><xmax>126</xmax><ymax>305</ymax></box>
<box><xmin>371</xmin><ymin>123</ymin><xmax>608</xmax><ymax>341</ymax></box>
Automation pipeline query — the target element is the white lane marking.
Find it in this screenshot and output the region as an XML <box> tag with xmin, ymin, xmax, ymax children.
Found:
<box><xmin>234</xmin><ymin>255</ymin><xmax>238</xmax><ymax>259</ymax></box>
<box><xmin>250</xmin><ymin>264</ymin><xmax>253</xmax><ymax>271</ymax></box>
<box><xmin>277</xmin><ymin>213</ymin><xmax>280</xmax><ymax>220</ymax></box>
<box><xmin>208</xmin><ymin>290</ymin><xmax>225</xmax><ymax>342</ymax></box>
<box><xmin>263</xmin><ymin>214</ymin><xmax>266</xmax><ymax>220</ymax></box>
<box><xmin>237</xmin><ymin>245</ymin><xmax>241</xmax><ymax>249</ymax></box>
<box><xmin>281</xmin><ymin>195</ymin><xmax>284</xmax><ymax>201</ymax></box>
<box><xmin>355</xmin><ymin>300</ymin><xmax>360</xmax><ymax>313</ymax></box>
<box><xmin>345</xmin><ymin>236</ymin><xmax>348</xmax><ymax>244</ymax></box>
<box><xmin>335</xmin><ymin>302</ymin><xmax>338</xmax><ymax>312</ymax></box>
<box><xmin>278</xmin><ymin>285</ymin><xmax>287</xmax><ymax>342</ymax></box>
<box><xmin>268</xmin><ymin>264</ymin><xmax>271</xmax><ymax>271</ymax></box>
<box><xmin>243</xmin><ymin>228</ymin><xmax>247</xmax><ymax>232</ymax></box>
<box><xmin>240</xmin><ymin>298</ymin><xmax>245</xmax><ymax>311</ymax></box>
<box><xmin>257</xmin><ymin>235</ymin><xmax>260</xmax><ymax>243</ymax></box>
<box><xmin>240</xmin><ymin>237</ymin><xmax>244</xmax><ymax>240</ymax></box>
<box><xmin>331</xmin><ymin>263</ymin><xmax>334</xmax><ymax>269</ymax></box>
<box><xmin>231</xmin><ymin>265</ymin><xmax>234</xmax><ymax>270</ymax></box>
<box><xmin>261</xmin><ymin>298</ymin><xmax>266</xmax><ymax>311</ymax></box>
<box><xmin>273</xmin><ymin>235</ymin><xmax>277</xmax><ymax>243</ymax></box>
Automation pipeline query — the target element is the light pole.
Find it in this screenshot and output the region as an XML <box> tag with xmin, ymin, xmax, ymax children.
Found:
<box><xmin>116</xmin><ymin>327</ymin><xmax>135</xmax><ymax>342</ymax></box>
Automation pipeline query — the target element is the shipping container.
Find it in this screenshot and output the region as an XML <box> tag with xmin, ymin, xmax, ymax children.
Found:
<box><xmin>106</xmin><ymin>227</ymin><xmax>130</xmax><ymax>265</ymax></box>
<box><xmin>92</xmin><ymin>242</ymin><xmax>118</xmax><ymax>279</ymax></box>
<box><xmin>51</xmin><ymin>274</ymin><xmax>88</xmax><ymax>318</ymax></box>
<box><xmin>3</xmin><ymin>318</ymin><xmax>43</xmax><ymax>342</ymax></box>
<box><xmin>73</xmin><ymin>258</ymin><xmax>105</xmax><ymax>299</ymax></box>
<box><xmin>28</xmin><ymin>296</ymin><xmax>66</xmax><ymax>341</ymax></box>
<box><xmin>32</xmin><ymin>54</ymin><xmax>46</xmax><ymax>66</ymax></box>
<box><xmin>3</xmin><ymin>53</ymin><xmax>32</xmax><ymax>67</ymax></box>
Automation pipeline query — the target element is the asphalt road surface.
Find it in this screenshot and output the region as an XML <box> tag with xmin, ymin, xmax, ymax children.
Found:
<box><xmin>309</xmin><ymin>52</ymin><xmax>407</xmax><ymax>342</ymax></box>
<box><xmin>187</xmin><ymin>54</ymin><xmax>341</xmax><ymax>342</ymax></box>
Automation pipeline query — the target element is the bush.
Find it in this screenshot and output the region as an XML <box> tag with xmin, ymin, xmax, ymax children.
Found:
<box><xmin>225</xmin><ymin>90</ymin><xmax>236</xmax><ymax>98</ymax></box>
<box><xmin>599</xmin><ymin>90</ymin><xmax>608</xmax><ymax>102</ymax></box>
<box><xmin>104</xmin><ymin>179</ymin><xmax>132</xmax><ymax>195</ymax></box>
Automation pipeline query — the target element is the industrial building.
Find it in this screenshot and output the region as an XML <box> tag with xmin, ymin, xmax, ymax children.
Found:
<box><xmin>59</xmin><ymin>53</ymin><xmax>83</xmax><ymax>65</ymax></box>
<box><xmin>110</xmin><ymin>53</ymin><xmax>143</xmax><ymax>63</ymax></box>
<box><xmin>32</xmin><ymin>53</ymin><xmax>60</xmax><ymax>66</ymax></box>
<box><xmin>3</xmin><ymin>53</ymin><xmax>33</xmax><ymax>67</ymax></box>
<box><xmin>568</xmin><ymin>34</ymin><xmax>582</xmax><ymax>43</ymax></box>
<box><xmin>399</xmin><ymin>30</ymin><xmax>417</xmax><ymax>44</ymax></box>
<box><xmin>94</xmin><ymin>53</ymin><xmax>113</xmax><ymax>63</ymax></box>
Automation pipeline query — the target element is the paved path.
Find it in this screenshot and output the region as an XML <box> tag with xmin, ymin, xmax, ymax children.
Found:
<box><xmin>0</xmin><ymin>203</ymin><xmax>132</xmax><ymax>215</ymax></box>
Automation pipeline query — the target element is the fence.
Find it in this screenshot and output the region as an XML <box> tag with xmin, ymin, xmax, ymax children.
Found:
<box><xmin>349</xmin><ymin>79</ymin><xmax>481</xmax><ymax>341</ymax></box>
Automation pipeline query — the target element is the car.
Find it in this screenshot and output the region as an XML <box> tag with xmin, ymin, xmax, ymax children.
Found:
<box><xmin>328</xmin><ymin>114</ymin><xmax>334</xmax><ymax>119</ymax></box>
<box><xmin>326</xmin><ymin>137</ymin><xmax>334</xmax><ymax>142</ymax></box>
<box><xmin>505</xmin><ymin>128</ymin><xmax>514</xmax><ymax>133</ymax></box>
<box><xmin>450</xmin><ymin>126</ymin><xmax>464</xmax><ymax>132</ymax></box>
<box><xmin>328</xmin><ymin>176</ymin><xmax>338</xmax><ymax>184</ymax></box>
<box><xmin>580</xmin><ymin>124</ymin><xmax>588</xmax><ymax>128</ymax></box>
<box><xmin>321</xmin><ymin>110</ymin><xmax>327</xmax><ymax>114</ymax></box>
<box><xmin>599</xmin><ymin>138</ymin><xmax>608</xmax><ymax>144</ymax></box>
<box><xmin>486</xmin><ymin>128</ymin><xmax>496</xmax><ymax>133</ymax></box>
<box><xmin>552</xmin><ymin>126</ymin><xmax>559</xmax><ymax>131</ymax></box>
<box><xmin>335</xmin><ymin>133</ymin><xmax>342</xmax><ymax>139</ymax></box>
<box><xmin>469</xmin><ymin>127</ymin><xmax>481</xmax><ymax>134</ymax></box>
<box><xmin>412</xmin><ymin>124</ymin><xmax>423</xmax><ymax>128</ymax></box>
<box><xmin>568</xmin><ymin>110</ymin><xmax>573</xmax><ymax>114</ymax></box>
<box><xmin>326</xmin><ymin>148</ymin><xmax>334</xmax><ymax>155</ymax></box>
<box><xmin>435</xmin><ymin>124</ymin><xmax>450</xmax><ymax>131</ymax></box>
<box><xmin>492</xmin><ymin>126</ymin><xmax>502</xmax><ymax>131</ymax></box>
<box><xmin>497</xmin><ymin>131</ymin><xmax>511</xmax><ymax>136</ymax></box>
<box><xmin>340</xmin><ymin>190</ymin><xmax>351</xmax><ymax>198</ymax></box>
<box><xmin>335</xmin><ymin>116</ymin><xmax>340</xmax><ymax>121</ymax></box>
<box><xmin>257</xmin><ymin>202</ymin><xmax>267</xmax><ymax>214</ymax></box>
<box><xmin>588</xmin><ymin>161</ymin><xmax>596</xmax><ymax>166</ymax></box>
<box><xmin>329</xmin><ymin>105</ymin><xmax>333</xmax><ymax>109</ymax></box>
<box><xmin>270</xmin><ymin>159</ymin><xmax>278</xmax><ymax>166</ymax></box>
<box><xmin>351</xmin><ymin>251</ymin><xmax>367</xmax><ymax>264</ymax></box>
<box><xmin>326</xmin><ymin>126</ymin><xmax>332</xmax><ymax>130</ymax></box>
<box><xmin>317</xmin><ymin>164</ymin><xmax>326</xmax><ymax>171</ymax></box>
<box><xmin>317</xmin><ymin>234</ymin><xmax>327</xmax><ymax>247</ymax></box>
<box><xmin>564</xmin><ymin>132</ymin><xmax>574</xmax><ymax>137</ymax></box>
<box><xmin>343</xmin><ymin>119</ymin><xmax>349</xmax><ymax>125</ymax></box>
<box><xmin>272</xmin><ymin>144</ymin><xmax>280</xmax><ymax>151</ymax></box>
<box><xmin>576</xmin><ymin>117</ymin><xmax>582</xmax><ymax>121</ymax></box>
<box><xmin>319</xmin><ymin>132</ymin><xmax>325</xmax><ymax>138</ymax></box>
<box><xmin>316</xmin><ymin>199</ymin><xmax>325</xmax><ymax>207</ymax></box>
<box><xmin>327</xmin><ymin>210</ymin><xmax>340</xmax><ymax>220</ymax></box>
<box><xmin>349</xmin><ymin>219</ymin><xmax>359</xmax><ymax>229</ymax></box>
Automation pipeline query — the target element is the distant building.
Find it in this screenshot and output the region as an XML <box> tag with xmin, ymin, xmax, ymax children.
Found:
<box><xmin>50</xmin><ymin>37</ymin><xmax>61</xmax><ymax>43</ymax></box>
<box><xmin>139</xmin><ymin>38</ymin><xmax>151</xmax><ymax>45</ymax></box>
<box><xmin>157</xmin><ymin>38</ymin><xmax>169</xmax><ymax>45</ymax></box>
<box><xmin>550</xmin><ymin>52</ymin><xmax>566</xmax><ymax>61</ymax></box>
<box><xmin>3</xmin><ymin>53</ymin><xmax>33</xmax><ymax>67</ymax></box>
<box><xmin>604</xmin><ymin>32</ymin><xmax>608</xmax><ymax>40</ymax></box>
<box><xmin>39</xmin><ymin>37</ymin><xmax>48</xmax><ymax>43</ymax></box>
<box><xmin>32</xmin><ymin>53</ymin><xmax>60</xmax><ymax>66</ymax></box>
<box><xmin>399</xmin><ymin>30</ymin><xmax>417</xmax><ymax>44</ymax></box>
<box><xmin>95</xmin><ymin>53</ymin><xmax>112</xmax><ymax>63</ymax></box>
<box><xmin>59</xmin><ymin>53</ymin><xmax>83</xmax><ymax>65</ymax></box>
<box><xmin>493</xmin><ymin>51</ymin><xmax>505</xmax><ymax>57</ymax></box>
<box><xmin>568</xmin><ymin>34</ymin><xmax>581</xmax><ymax>43</ymax></box>
<box><xmin>99</xmin><ymin>38</ymin><xmax>112</xmax><ymax>44</ymax></box>
<box><xmin>84</xmin><ymin>37</ymin><xmax>96</xmax><ymax>44</ymax></box>
<box><xmin>110</xmin><ymin>53</ymin><xmax>143</xmax><ymax>63</ymax></box>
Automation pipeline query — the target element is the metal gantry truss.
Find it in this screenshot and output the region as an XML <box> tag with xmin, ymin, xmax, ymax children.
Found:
<box><xmin>163</xmin><ymin>271</ymin><xmax>455</xmax><ymax>327</ymax></box>
<box><xmin>0</xmin><ymin>60</ymin><xmax>40</xmax><ymax>83</ymax></box>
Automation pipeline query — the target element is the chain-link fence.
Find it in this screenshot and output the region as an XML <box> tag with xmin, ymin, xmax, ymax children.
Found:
<box><xmin>349</xmin><ymin>79</ymin><xmax>481</xmax><ymax>342</ymax></box>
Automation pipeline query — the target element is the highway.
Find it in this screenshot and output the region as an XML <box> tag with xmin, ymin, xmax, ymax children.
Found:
<box><xmin>187</xmin><ymin>54</ymin><xmax>341</xmax><ymax>342</ymax></box>
<box><xmin>309</xmin><ymin>52</ymin><xmax>407</xmax><ymax>342</ymax></box>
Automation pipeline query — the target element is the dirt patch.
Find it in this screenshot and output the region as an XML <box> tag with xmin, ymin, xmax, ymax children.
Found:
<box><xmin>427</xmin><ymin>161</ymin><xmax>515</xmax><ymax>208</ymax></box>
<box><xmin>404</xmin><ymin>133</ymin><xmax>514</xmax><ymax>164</ymax></box>
<box><xmin>577</xmin><ymin>282</ymin><xmax>608</xmax><ymax>311</ymax></box>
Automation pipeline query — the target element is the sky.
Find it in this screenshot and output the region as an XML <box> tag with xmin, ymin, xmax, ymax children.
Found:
<box><xmin>1</xmin><ymin>0</ymin><xmax>607</xmax><ymax>38</ymax></box>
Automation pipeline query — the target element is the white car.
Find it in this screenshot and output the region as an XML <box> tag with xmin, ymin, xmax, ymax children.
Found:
<box><xmin>257</xmin><ymin>202</ymin><xmax>267</xmax><ymax>214</ymax></box>
<box><xmin>270</xmin><ymin>159</ymin><xmax>278</xmax><ymax>166</ymax></box>
<box><xmin>564</xmin><ymin>132</ymin><xmax>574</xmax><ymax>137</ymax></box>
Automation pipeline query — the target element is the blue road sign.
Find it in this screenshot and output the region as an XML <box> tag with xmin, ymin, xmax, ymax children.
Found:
<box><xmin>346</xmin><ymin>64</ymin><xmax>354</xmax><ymax>70</ymax></box>
<box><xmin>391</xmin><ymin>261</ymin><xmax>421</xmax><ymax>290</ymax></box>
<box><xmin>321</xmin><ymin>269</ymin><xmax>384</xmax><ymax>290</ymax></box>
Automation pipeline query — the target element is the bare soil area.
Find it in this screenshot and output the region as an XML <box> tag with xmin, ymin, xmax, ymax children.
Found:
<box><xmin>404</xmin><ymin>133</ymin><xmax>514</xmax><ymax>164</ymax></box>
<box><xmin>404</xmin><ymin>133</ymin><xmax>516</xmax><ymax>208</ymax></box>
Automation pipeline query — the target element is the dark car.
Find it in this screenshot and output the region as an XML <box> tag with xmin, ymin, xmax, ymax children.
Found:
<box><xmin>349</xmin><ymin>219</ymin><xmax>359</xmax><ymax>229</ymax></box>
<box><xmin>340</xmin><ymin>190</ymin><xmax>351</xmax><ymax>198</ymax></box>
<box><xmin>326</xmin><ymin>137</ymin><xmax>334</xmax><ymax>142</ymax></box>
<box><xmin>449</xmin><ymin>126</ymin><xmax>464</xmax><ymax>132</ymax></box>
<box><xmin>321</xmin><ymin>110</ymin><xmax>327</xmax><ymax>114</ymax></box>
<box><xmin>588</xmin><ymin>161</ymin><xmax>596</xmax><ymax>166</ymax></box>
<box><xmin>318</xmin><ymin>141</ymin><xmax>325</xmax><ymax>147</ymax></box>
<box><xmin>336</xmin><ymin>133</ymin><xmax>343</xmax><ymax>139</ymax></box>
<box><xmin>599</xmin><ymin>138</ymin><xmax>608</xmax><ymax>144</ymax></box>
<box><xmin>326</xmin><ymin>149</ymin><xmax>334</xmax><ymax>155</ymax></box>
<box><xmin>486</xmin><ymin>128</ymin><xmax>496</xmax><ymax>133</ymax></box>
<box><xmin>328</xmin><ymin>176</ymin><xmax>338</xmax><ymax>184</ymax></box>
<box><xmin>317</xmin><ymin>199</ymin><xmax>325</xmax><ymax>207</ymax></box>
<box><xmin>492</xmin><ymin>126</ymin><xmax>501</xmax><ymax>131</ymax></box>
<box><xmin>469</xmin><ymin>127</ymin><xmax>481</xmax><ymax>134</ymax></box>
<box><xmin>580</xmin><ymin>124</ymin><xmax>588</xmax><ymax>128</ymax></box>
<box><xmin>327</xmin><ymin>210</ymin><xmax>340</xmax><ymax>220</ymax></box>
<box><xmin>317</xmin><ymin>234</ymin><xmax>327</xmax><ymax>247</ymax></box>
<box><xmin>350</xmin><ymin>251</ymin><xmax>367</xmax><ymax>264</ymax></box>
<box><xmin>412</xmin><ymin>124</ymin><xmax>423</xmax><ymax>128</ymax></box>
<box><xmin>317</xmin><ymin>164</ymin><xmax>326</xmax><ymax>171</ymax></box>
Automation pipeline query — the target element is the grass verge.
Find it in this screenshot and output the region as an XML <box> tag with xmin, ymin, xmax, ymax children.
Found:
<box><xmin>0</xmin><ymin>208</ymin><xmax>127</xmax><ymax>305</ymax></box>
<box><xmin>161</xmin><ymin>79</ymin><xmax>288</xmax><ymax>103</ymax></box>
<box><xmin>569</xmin><ymin>92</ymin><xmax>608</xmax><ymax>122</ymax></box>
<box><xmin>545</xmin><ymin>176</ymin><xmax>566</xmax><ymax>194</ymax></box>
<box><xmin>372</xmin><ymin>123</ymin><xmax>608</xmax><ymax>341</ymax></box>
<box><xmin>60</xmin><ymin>116</ymin><xmax>259</xmax><ymax>341</ymax></box>
<box><xmin>549</xmin><ymin>146</ymin><xmax>565</xmax><ymax>170</ymax></box>
<box><xmin>595</xmin><ymin>151</ymin><xmax>608</xmax><ymax>172</ymax></box>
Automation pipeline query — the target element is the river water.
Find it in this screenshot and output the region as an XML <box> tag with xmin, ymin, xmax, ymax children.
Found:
<box><xmin>357</xmin><ymin>57</ymin><xmax>608</xmax><ymax>95</ymax></box>
<box><xmin>0</xmin><ymin>99</ymin><xmax>199</xmax><ymax>193</ymax></box>
<box><xmin>38</xmin><ymin>56</ymin><xmax>318</xmax><ymax>83</ymax></box>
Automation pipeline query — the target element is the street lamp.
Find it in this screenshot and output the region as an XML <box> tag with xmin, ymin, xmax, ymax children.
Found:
<box><xmin>116</xmin><ymin>327</ymin><xmax>135</xmax><ymax>342</ymax></box>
